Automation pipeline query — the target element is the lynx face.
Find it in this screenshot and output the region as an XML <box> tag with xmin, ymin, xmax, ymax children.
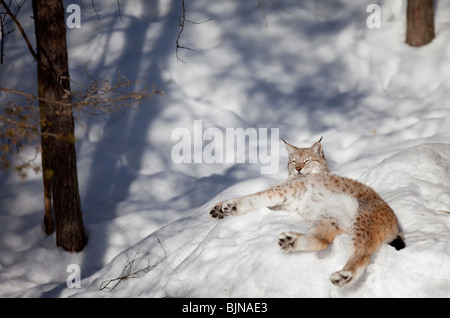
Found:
<box><xmin>283</xmin><ymin>139</ymin><xmax>329</xmax><ymax>177</ymax></box>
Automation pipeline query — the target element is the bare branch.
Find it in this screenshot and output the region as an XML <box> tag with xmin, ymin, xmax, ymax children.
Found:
<box><xmin>117</xmin><ymin>0</ymin><xmax>123</xmax><ymax>22</ymax></box>
<box><xmin>91</xmin><ymin>0</ymin><xmax>102</xmax><ymax>20</ymax></box>
<box><xmin>0</xmin><ymin>87</ymin><xmax>72</xmax><ymax>107</ymax></box>
<box><xmin>99</xmin><ymin>237</ymin><xmax>167</xmax><ymax>292</ymax></box>
<box><xmin>176</xmin><ymin>0</ymin><xmax>189</xmax><ymax>63</ymax></box>
<box><xmin>1</xmin><ymin>69</ymin><xmax>168</xmax><ymax>176</ymax></box>
<box><xmin>0</xmin><ymin>0</ymin><xmax>37</xmax><ymax>61</ymax></box>
<box><xmin>176</xmin><ymin>0</ymin><xmax>212</xmax><ymax>63</ymax></box>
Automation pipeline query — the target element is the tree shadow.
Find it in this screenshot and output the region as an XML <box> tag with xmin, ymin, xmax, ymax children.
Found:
<box><xmin>69</xmin><ymin>0</ymin><xmax>181</xmax><ymax>287</ymax></box>
<box><xmin>157</xmin><ymin>0</ymin><xmax>376</xmax><ymax>204</ymax></box>
<box><xmin>0</xmin><ymin>0</ymin><xmax>398</xmax><ymax>297</ymax></box>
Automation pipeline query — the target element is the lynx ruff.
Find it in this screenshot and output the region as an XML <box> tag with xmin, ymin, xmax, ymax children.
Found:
<box><xmin>209</xmin><ymin>139</ymin><xmax>405</xmax><ymax>287</ymax></box>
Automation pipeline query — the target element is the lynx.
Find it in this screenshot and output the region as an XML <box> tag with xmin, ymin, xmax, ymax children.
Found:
<box><xmin>209</xmin><ymin>139</ymin><xmax>405</xmax><ymax>287</ymax></box>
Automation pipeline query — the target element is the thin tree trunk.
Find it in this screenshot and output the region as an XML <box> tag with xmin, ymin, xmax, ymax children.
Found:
<box><xmin>32</xmin><ymin>0</ymin><xmax>86</xmax><ymax>252</ymax></box>
<box><xmin>406</xmin><ymin>0</ymin><xmax>435</xmax><ymax>47</ymax></box>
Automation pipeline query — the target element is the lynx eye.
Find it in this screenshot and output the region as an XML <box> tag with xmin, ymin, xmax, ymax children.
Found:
<box><xmin>303</xmin><ymin>159</ymin><xmax>311</xmax><ymax>164</ymax></box>
<box><xmin>291</xmin><ymin>159</ymin><xmax>296</xmax><ymax>164</ymax></box>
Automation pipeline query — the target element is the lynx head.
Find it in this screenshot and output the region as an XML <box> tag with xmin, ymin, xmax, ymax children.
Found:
<box><xmin>283</xmin><ymin>138</ymin><xmax>329</xmax><ymax>177</ymax></box>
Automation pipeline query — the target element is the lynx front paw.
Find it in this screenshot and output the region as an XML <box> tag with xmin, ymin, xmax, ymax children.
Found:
<box><xmin>329</xmin><ymin>270</ymin><xmax>353</xmax><ymax>287</ymax></box>
<box><xmin>209</xmin><ymin>203</ymin><xmax>227</xmax><ymax>219</ymax></box>
<box><xmin>278</xmin><ymin>232</ymin><xmax>298</xmax><ymax>252</ymax></box>
<box><xmin>209</xmin><ymin>200</ymin><xmax>238</xmax><ymax>219</ymax></box>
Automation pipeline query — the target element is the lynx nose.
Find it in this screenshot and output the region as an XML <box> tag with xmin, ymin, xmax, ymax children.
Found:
<box><xmin>296</xmin><ymin>167</ymin><xmax>302</xmax><ymax>172</ymax></box>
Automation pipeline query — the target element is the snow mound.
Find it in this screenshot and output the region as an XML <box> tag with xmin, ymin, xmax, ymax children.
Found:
<box><xmin>76</xmin><ymin>143</ymin><xmax>450</xmax><ymax>298</ymax></box>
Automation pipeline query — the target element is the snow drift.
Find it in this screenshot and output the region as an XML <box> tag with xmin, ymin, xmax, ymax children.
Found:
<box><xmin>1</xmin><ymin>0</ymin><xmax>450</xmax><ymax>298</ymax></box>
<box><xmin>76</xmin><ymin>143</ymin><xmax>450</xmax><ymax>298</ymax></box>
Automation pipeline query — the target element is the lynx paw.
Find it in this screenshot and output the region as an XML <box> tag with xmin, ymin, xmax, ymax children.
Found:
<box><xmin>278</xmin><ymin>232</ymin><xmax>298</xmax><ymax>252</ymax></box>
<box><xmin>209</xmin><ymin>200</ymin><xmax>238</xmax><ymax>219</ymax></box>
<box><xmin>329</xmin><ymin>270</ymin><xmax>353</xmax><ymax>287</ymax></box>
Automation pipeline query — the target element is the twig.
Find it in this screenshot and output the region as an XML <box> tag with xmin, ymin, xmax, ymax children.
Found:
<box><xmin>116</xmin><ymin>0</ymin><xmax>123</xmax><ymax>22</ymax></box>
<box><xmin>0</xmin><ymin>69</ymin><xmax>167</xmax><ymax>176</ymax></box>
<box><xmin>99</xmin><ymin>237</ymin><xmax>167</xmax><ymax>292</ymax></box>
<box><xmin>176</xmin><ymin>0</ymin><xmax>212</xmax><ymax>63</ymax></box>
<box><xmin>157</xmin><ymin>237</ymin><xmax>167</xmax><ymax>259</ymax></box>
<box><xmin>0</xmin><ymin>87</ymin><xmax>72</xmax><ymax>107</ymax></box>
<box><xmin>0</xmin><ymin>70</ymin><xmax>169</xmax><ymax>115</ymax></box>
<box><xmin>0</xmin><ymin>0</ymin><xmax>37</xmax><ymax>60</ymax></box>
<box><xmin>176</xmin><ymin>0</ymin><xmax>189</xmax><ymax>63</ymax></box>
<box><xmin>91</xmin><ymin>0</ymin><xmax>102</xmax><ymax>20</ymax></box>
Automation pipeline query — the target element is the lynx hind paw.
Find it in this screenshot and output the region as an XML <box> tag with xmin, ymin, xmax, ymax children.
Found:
<box><xmin>329</xmin><ymin>270</ymin><xmax>353</xmax><ymax>287</ymax></box>
<box><xmin>278</xmin><ymin>232</ymin><xmax>298</xmax><ymax>252</ymax></box>
<box><xmin>209</xmin><ymin>200</ymin><xmax>238</xmax><ymax>219</ymax></box>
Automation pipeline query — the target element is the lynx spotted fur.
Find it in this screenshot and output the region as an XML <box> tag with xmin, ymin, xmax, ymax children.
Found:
<box><xmin>209</xmin><ymin>139</ymin><xmax>405</xmax><ymax>287</ymax></box>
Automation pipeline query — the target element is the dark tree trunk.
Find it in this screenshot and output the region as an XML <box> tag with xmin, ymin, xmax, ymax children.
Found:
<box><xmin>406</xmin><ymin>0</ymin><xmax>435</xmax><ymax>47</ymax></box>
<box><xmin>32</xmin><ymin>0</ymin><xmax>86</xmax><ymax>252</ymax></box>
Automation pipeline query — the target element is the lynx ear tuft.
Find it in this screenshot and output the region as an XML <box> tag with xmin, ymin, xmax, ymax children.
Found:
<box><xmin>310</xmin><ymin>140</ymin><xmax>324</xmax><ymax>157</ymax></box>
<box><xmin>282</xmin><ymin>138</ymin><xmax>299</xmax><ymax>155</ymax></box>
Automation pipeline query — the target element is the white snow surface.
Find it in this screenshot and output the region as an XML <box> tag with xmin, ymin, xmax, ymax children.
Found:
<box><xmin>0</xmin><ymin>0</ymin><xmax>450</xmax><ymax>298</ymax></box>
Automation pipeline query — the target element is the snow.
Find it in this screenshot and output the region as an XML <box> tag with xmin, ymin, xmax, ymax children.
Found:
<box><xmin>0</xmin><ymin>0</ymin><xmax>450</xmax><ymax>298</ymax></box>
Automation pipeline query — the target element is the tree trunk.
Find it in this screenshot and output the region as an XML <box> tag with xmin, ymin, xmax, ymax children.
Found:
<box><xmin>406</xmin><ymin>0</ymin><xmax>435</xmax><ymax>47</ymax></box>
<box><xmin>32</xmin><ymin>0</ymin><xmax>86</xmax><ymax>252</ymax></box>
